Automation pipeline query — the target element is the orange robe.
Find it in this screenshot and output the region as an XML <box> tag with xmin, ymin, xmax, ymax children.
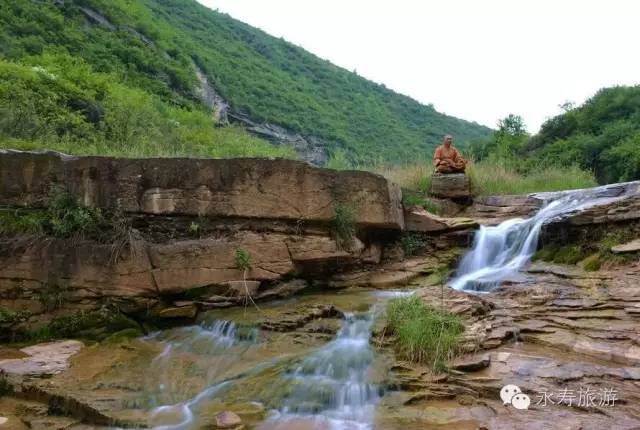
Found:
<box><xmin>433</xmin><ymin>145</ymin><xmax>466</xmax><ymax>173</ymax></box>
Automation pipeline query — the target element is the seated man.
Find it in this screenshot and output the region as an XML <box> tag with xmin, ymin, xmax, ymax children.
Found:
<box><xmin>433</xmin><ymin>134</ymin><xmax>466</xmax><ymax>173</ymax></box>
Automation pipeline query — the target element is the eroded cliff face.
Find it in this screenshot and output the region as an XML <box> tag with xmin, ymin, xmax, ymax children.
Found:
<box><xmin>0</xmin><ymin>151</ymin><xmax>474</xmax><ymax>339</ymax></box>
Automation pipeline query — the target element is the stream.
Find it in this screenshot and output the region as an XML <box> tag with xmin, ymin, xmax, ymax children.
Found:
<box><xmin>123</xmin><ymin>185</ymin><xmax>633</xmax><ymax>429</ymax></box>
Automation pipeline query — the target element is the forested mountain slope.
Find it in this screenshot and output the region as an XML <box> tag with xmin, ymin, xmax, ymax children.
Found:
<box><xmin>0</xmin><ymin>0</ymin><xmax>491</xmax><ymax>164</ymax></box>
<box><xmin>525</xmin><ymin>86</ymin><xmax>640</xmax><ymax>183</ymax></box>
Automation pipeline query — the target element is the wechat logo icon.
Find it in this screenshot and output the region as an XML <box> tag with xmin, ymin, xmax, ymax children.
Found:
<box><xmin>500</xmin><ymin>384</ymin><xmax>531</xmax><ymax>410</ymax></box>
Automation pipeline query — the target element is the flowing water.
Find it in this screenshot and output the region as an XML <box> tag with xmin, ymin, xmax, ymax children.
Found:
<box><xmin>136</xmin><ymin>184</ymin><xmax>633</xmax><ymax>429</ymax></box>
<box><xmin>140</xmin><ymin>290</ymin><xmax>396</xmax><ymax>430</ymax></box>
<box><xmin>449</xmin><ymin>185</ymin><xmax>630</xmax><ymax>292</ymax></box>
<box><xmin>261</xmin><ymin>311</ymin><xmax>381</xmax><ymax>430</ymax></box>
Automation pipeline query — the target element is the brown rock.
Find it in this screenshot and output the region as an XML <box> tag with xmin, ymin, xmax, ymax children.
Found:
<box><xmin>451</xmin><ymin>354</ymin><xmax>491</xmax><ymax>372</ymax></box>
<box><xmin>215</xmin><ymin>411</ymin><xmax>242</xmax><ymax>429</ymax></box>
<box><xmin>221</xmin><ymin>280</ymin><xmax>261</xmax><ymax>297</ymax></box>
<box><xmin>404</xmin><ymin>206</ymin><xmax>478</xmax><ymax>233</ymax></box>
<box><xmin>148</xmin><ymin>233</ymin><xmax>294</xmax><ymax>294</ymax></box>
<box><xmin>256</xmin><ymin>279</ymin><xmax>308</xmax><ymax>300</ymax></box>
<box><xmin>430</xmin><ymin>173</ymin><xmax>470</xmax><ymax>199</ymax></box>
<box><xmin>157</xmin><ymin>304</ymin><xmax>197</xmax><ymax>319</ymax></box>
<box><xmin>0</xmin><ymin>151</ymin><xmax>404</xmax><ymax>230</ymax></box>
<box><xmin>611</xmin><ymin>238</ymin><xmax>640</xmax><ymax>253</ymax></box>
<box><xmin>0</xmin><ymin>340</ymin><xmax>83</xmax><ymax>376</ymax></box>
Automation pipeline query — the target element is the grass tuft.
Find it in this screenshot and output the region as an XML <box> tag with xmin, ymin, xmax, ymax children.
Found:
<box><xmin>364</xmin><ymin>159</ymin><xmax>595</xmax><ymax>197</ymax></box>
<box><xmin>386</xmin><ymin>295</ymin><xmax>464</xmax><ymax>371</ymax></box>
<box><xmin>330</xmin><ymin>203</ymin><xmax>357</xmax><ymax>249</ymax></box>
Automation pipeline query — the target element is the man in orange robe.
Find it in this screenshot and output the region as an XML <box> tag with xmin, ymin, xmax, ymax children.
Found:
<box><xmin>433</xmin><ymin>135</ymin><xmax>467</xmax><ymax>173</ymax></box>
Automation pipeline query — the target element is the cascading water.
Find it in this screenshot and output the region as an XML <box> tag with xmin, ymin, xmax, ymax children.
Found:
<box><xmin>449</xmin><ymin>186</ymin><xmax>630</xmax><ymax>292</ymax></box>
<box><xmin>262</xmin><ymin>311</ymin><xmax>381</xmax><ymax>430</ymax></box>
<box><xmin>145</xmin><ymin>320</ymin><xmax>259</xmax><ymax>429</ymax></box>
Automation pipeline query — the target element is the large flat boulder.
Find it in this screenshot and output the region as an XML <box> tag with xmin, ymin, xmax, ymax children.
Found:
<box><xmin>612</xmin><ymin>239</ymin><xmax>640</xmax><ymax>254</ymax></box>
<box><xmin>429</xmin><ymin>173</ymin><xmax>470</xmax><ymax>199</ymax></box>
<box><xmin>0</xmin><ymin>150</ymin><xmax>403</xmax><ymax>230</ymax></box>
<box><xmin>404</xmin><ymin>206</ymin><xmax>478</xmax><ymax>233</ymax></box>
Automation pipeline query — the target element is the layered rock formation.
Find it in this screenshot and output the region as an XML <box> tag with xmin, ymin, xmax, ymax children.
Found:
<box><xmin>379</xmin><ymin>259</ymin><xmax>640</xmax><ymax>429</ymax></box>
<box><xmin>0</xmin><ymin>151</ymin><xmax>477</xmax><ymax>338</ymax></box>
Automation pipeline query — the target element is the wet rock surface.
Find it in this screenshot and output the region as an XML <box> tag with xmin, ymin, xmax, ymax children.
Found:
<box><xmin>2</xmin><ymin>257</ymin><xmax>640</xmax><ymax>429</ymax></box>
<box><xmin>380</xmin><ymin>260</ymin><xmax>640</xmax><ymax>429</ymax></box>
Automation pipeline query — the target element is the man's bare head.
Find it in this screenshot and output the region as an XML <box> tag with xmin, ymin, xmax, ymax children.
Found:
<box><xmin>443</xmin><ymin>134</ymin><xmax>453</xmax><ymax>148</ymax></box>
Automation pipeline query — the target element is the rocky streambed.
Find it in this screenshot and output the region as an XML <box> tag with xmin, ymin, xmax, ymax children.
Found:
<box><xmin>2</xmin><ymin>258</ymin><xmax>640</xmax><ymax>429</ymax></box>
<box><xmin>2</xmin><ymin>152</ymin><xmax>640</xmax><ymax>429</ymax></box>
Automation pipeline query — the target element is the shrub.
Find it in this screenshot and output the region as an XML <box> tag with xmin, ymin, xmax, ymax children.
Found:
<box><xmin>330</xmin><ymin>203</ymin><xmax>357</xmax><ymax>248</ymax></box>
<box><xmin>386</xmin><ymin>295</ymin><xmax>464</xmax><ymax>371</ymax></box>
<box><xmin>400</xmin><ymin>233</ymin><xmax>428</xmax><ymax>257</ymax></box>
<box><xmin>45</xmin><ymin>187</ymin><xmax>107</xmax><ymax>239</ymax></box>
<box><xmin>235</xmin><ymin>248</ymin><xmax>252</xmax><ymax>271</ymax></box>
<box><xmin>189</xmin><ymin>221</ymin><xmax>201</xmax><ymax>237</ymax></box>
<box><xmin>402</xmin><ymin>192</ymin><xmax>441</xmax><ymax>215</ymax></box>
<box><xmin>582</xmin><ymin>254</ymin><xmax>602</xmax><ymax>272</ymax></box>
<box><xmin>0</xmin><ymin>371</ymin><xmax>13</xmax><ymax>397</ymax></box>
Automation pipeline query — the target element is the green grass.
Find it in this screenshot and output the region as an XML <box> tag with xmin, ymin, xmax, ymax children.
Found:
<box><xmin>330</xmin><ymin>203</ymin><xmax>357</xmax><ymax>249</ymax></box>
<box><xmin>386</xmin><ymin>295</ymin><xmax>464</xmax><ymax>371</ymax></box>
<box><xmin>466</xmin><ymin>161</ymin><xmax>597</xmax><ymax>196</ymax></box>
<box><xmin>0</xmin><ymin>0</ymin><xmax>489</xmax><ymax>164</ymax></box>
<box><xmin>0</xmin><ymin>371</ymin><xmax>13</xmax><ymax>397</ymax></box>
<box><xmin>582</xmin><ymin>254</ymin><xmax>602</xmax><ymax>272</ymax></box>
<box><xmin>366</xmin><ymin>159</ymin><xmax>596</xmax><ymax>197</ymax></box>
<box><xmin>0</xmin><ymin>187</ymin><xmax>117</xmax><ymax>241</ymax></box>
<box><xmin>235</xmin><ymin>248</ymin><xmax>252</xmax><ymax>271</ymax></box>
<box><xmin>402</xmin><ymin>191</ymin><xmax>442</xmax><ymax>215</ymax></box>
<box><xmin>535</xmin><ymin>227</ymin><xmax>639</xmax><ymax>270</ymax></box>
<box><xmin>0</xmin><ymin>55</ymin><xmax>296</xmax><ymax>160</ymax></box>
<box><xmin>400</xmin><ymin>233</ymin><xmax>428</xmax><ymax>257</ymax></box>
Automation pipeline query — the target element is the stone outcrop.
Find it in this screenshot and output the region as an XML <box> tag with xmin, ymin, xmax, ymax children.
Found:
<box><xmin>0</xmin><ymin>151</ymin><xmax>449</xmax><ymax>338</ymax></box>
<box><xmin>465</xmin><ymin>194</ymin><xmax>542</xmax><ymax>224</ymax></box>
<box><xmin>0</xmin><ymin>150</ymin><xmax>403</xmax><ymax>230</ymax></box>
<box><xmin>404</xmin><ymin>206</ymin><xmax>477</xmax><ymax>233</ymax></box>
<box><xmin>379</xmin><ymin>259</ymin><xmax>640</xmax><ymax>429</ymax></box>
<box><xmin>429</xmin><ymin>173</ymin><xmax>470</xmax><ymax>199</ymax></box>
<box><xmin>466</xmin><ymin>180</ymin><xmax>640</xmax><ymax>227</ymax></box>
<box><xmin>0</xmin><ymin>340</ymin><xmax>83</xmax><ymax>376</ymax></box>
<box><xmin>612</xmin><ymin>238</ymin><xmax>640</xmax><ymax>253</ymax></box>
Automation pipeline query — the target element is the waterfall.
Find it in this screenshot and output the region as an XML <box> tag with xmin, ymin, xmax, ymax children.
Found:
<box><xmin>263</xmin><ymin>311</ymin><xmax>381</xmax><ymax>430</ymax></box>
<box><xmin>449</xmin><ymin>186</ymin><xmax>629</xmax><ymax>292</ymax></box>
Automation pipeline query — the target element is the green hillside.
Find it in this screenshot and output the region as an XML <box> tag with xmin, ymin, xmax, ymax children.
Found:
<box><xmin>525</xmin><ymin>86</ymin><xmax>640</xmax><ymax>183</ymax></box>
<box><xmin>0</xmin><ymin>0</ymin><xmax>490</xmax><ymax>164</ymax></box>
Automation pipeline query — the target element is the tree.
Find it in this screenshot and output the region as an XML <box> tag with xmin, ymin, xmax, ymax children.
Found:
<box><xmin>497</xmin><ymin>114</ymin><xmax>527</xmax><ymax>137</ymax></box>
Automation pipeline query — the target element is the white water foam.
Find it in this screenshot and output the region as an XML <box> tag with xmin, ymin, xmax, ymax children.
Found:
<box><xmin>449</xmin><ymin>185</ymin><xmax>631</xmax><ymax>292</ymax></box>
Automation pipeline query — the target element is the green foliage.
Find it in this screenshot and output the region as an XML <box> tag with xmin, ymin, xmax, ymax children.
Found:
<box><xmin>235</xmin><ymin>248</ymin><xmax>252</xmax><ymax>272</ymax></box>
<box><xmin>553</xmin><ymin>245</ymin><xmax>585</xmax><ymax>265</ymax></box>
<box><xmin>386</xmin><ymin>295</ymin><xmax>464</xmax><ymax>371</ymax></box>
<box><xmin>0</xmin><ymin>308</ymin><xmax>31</xmax><ymax>325</ymax></box>
<box><xmin>582</xmin><ymin>254</ymin><xmax>602</xmax><ymax>272</ymax></box>
<box><xmin>35</xmin><ymin>284</ymin><xmax>69</xmax><ymax>312</ymax></box>
<box><xmin>402</xmin><ymin>192</ymin><xmax>441</xmax><ymax>214</ymax></box>
<box><xmin>189</xmin><ymin>221</ymin><xmax>201</xmax><ymax>237</ymax></box>
<box><xmin>46</xmin><ymin>187</ymin><xmax>106</xmax><ymax>238</ymax></box>
<box><xmin>0</xmin><ymin>371</ymin><xmax>13</xmax><ymax>397</ymax></box>
<box><xmin>525</xmin><ymin>86</ymin><xmax>640</xmax><ymax>183</ymax></box>
<box><xmin>0</xmin><ymin>209</ymin><xmax>45</xmax><ymax>235</ymax></box>
<box><xmin>535</xmin><ymin>226</ymin><xmax>639</xmax><ymax>270</ymax></box>
<box><xmin>326</xmin><ymin>149</ymin><xmax>352</xmax><ymax>170</ymax></box>
<box><xmin>27</xmin><ymin>305</ymin><xmax>139</xmax><ymax>342</ymax></box>
<box><xmin>0</xmin><ymin>0</ymin><xmax>489</xmax><ymax>163</ymax></box>
<box><xmin>466</xmin><ymin>161</ymin><xmax>596</xmax><ymax>196</ymax></box>
<box><xmin>0</xmin><ymin>187</ymin><xmax>109</xmax><ymax>239</ymax></box>
<box><xmin>330</xmin><ymin>203</ymin><xmax>357</xmax><ymax>248</ymax></box>
<box><xmin>400</xmin><ymin>233</ymin><xmax>428</xmax><ymax>257</ymax></box>
<box><xmin>0</xmin><ymin>53</ymin><xmax>294</xmax><ymax>159</ymax></box>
